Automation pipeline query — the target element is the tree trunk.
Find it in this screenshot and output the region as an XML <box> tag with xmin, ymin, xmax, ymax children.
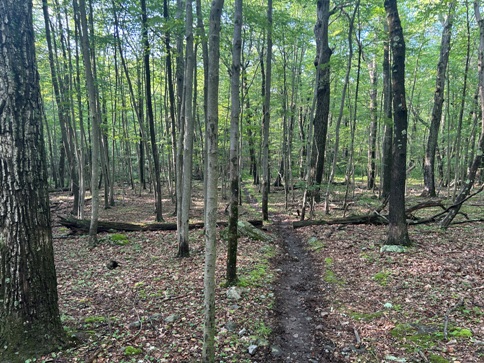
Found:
<box><xmin>385</xmin><ymin>0</ymin><xmax>411</xmax><ymax>246</ymax></box>
<box><xmin>368</xmin><ymin>57</ymin><xmax>378</xmax><ymax>190</ymax></box>
<box><xmin>226</xmin><ymin>0</ymin><xmax>242</xmax><ymax>286</ymax></box>
<box><xmin>0</xmin><ymin>0</ymin><xmax>67</xmax><ymax>359</ymax></box>
<box><xmin>441</xmin><ymin>2</ymin><xmax>484</xmax><ymax>228</ymax></box>
<box><xmin>422</xmin><ymin>2</ymin><xmax>455</xmax><ymax>197</ymax></box>
<box><xmin>141</xmin><ymin>0</ymin><xmax>164</xmax><ymax>222</ymax></box>
<box><xmin>177</xmin><ymin>0</ymin><xmax>195</xmax><ymax>258</ymax></box>
<box><xmin>311</xmin><ymin>0</ymin><xmax>332</xmax><ymax>203</ymax></box>
<box><xmin>261</xmin><ymin>0</ymin><xmax>273</xmax><ymax>221</ymax></box>
<box><xmin>203</xmin><ymin>1</ymin><xmax>224</xmax><ymax>360</ymax></box>
<box><xmin>381</xmin><ymin>21</ymin><xmax>393</xmax><ymax>200</ymax></box>
<box><xmin>76</xmin><ymin>0</ymin><xmax>102</xmax><ymax>247</ymax></box>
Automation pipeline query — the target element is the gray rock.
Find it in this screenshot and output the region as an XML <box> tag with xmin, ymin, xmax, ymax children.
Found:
<box><xmin>226</xmin><ymin>286</ymin><xmax>242</xmax><ymax>300</ymax></box>
<box><xmin>164</xmin><ymin>314</ymin><xmax>179</xmax><ymax>323</ymax></box>
<box><xmin>271</xmin><ymin>345</ymin><xmax>283</xmax><ymax>357</ymax></box>
<box><xmin>238</xmin><ymin>328</ymin><xmax>247</xmax><ymax>336</ymax></box>
<box><xmin>248</xmin><ymin>345</ymin><xmax>258</xmax><ymax>355</ymax></box>
<box><xmin>225</xmin><ymin>320</ymin><xmax>238</xmax><ymax>332</ymax></box>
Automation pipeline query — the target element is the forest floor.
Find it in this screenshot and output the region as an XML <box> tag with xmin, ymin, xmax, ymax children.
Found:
<box><xmin>43</xmin><ymin>181</ymin><xmax>483</xmax><ymax>363</ymax></box>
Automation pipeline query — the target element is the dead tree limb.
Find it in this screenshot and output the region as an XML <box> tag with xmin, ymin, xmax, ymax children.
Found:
<box><xmin>58</xmin><ymin>216</ymin><xmax>262</xmax><ymax>234</ymax></box>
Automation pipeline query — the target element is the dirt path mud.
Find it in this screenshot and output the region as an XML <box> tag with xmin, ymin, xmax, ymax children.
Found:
<box><xmin>264</xmin><ymin>214</ymin><xmax>340</xmax><ymax>363</ymax></box>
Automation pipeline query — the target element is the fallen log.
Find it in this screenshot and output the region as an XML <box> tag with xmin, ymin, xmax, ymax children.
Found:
<box><xmin>293</xmin><ymin>212</ymin><xmax>388</xmax><ymax>229</ymax></box>
<box><xmin>58</xmin><ymin>216</ymin><xmax>263</xmax><ymax>234</ymax></box>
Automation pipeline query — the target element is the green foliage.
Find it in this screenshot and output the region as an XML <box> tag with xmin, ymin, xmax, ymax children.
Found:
<box><xmin>307</xmin><ymin>236</ymin><xmax>325</xmax><ymax>251</ymax></box>
<box><xmin>349</xmin><ymin>310</ymin><xmax>384</xmax><ymax>321</ymax></box>
<box><xmin>84</xmin><ymin>316</ymin><xmax>106</xmax><ymax>324</ymax></box>
<box><xmin>373</xmin><ymin>270</ymin><xmax>391</xmax><ymax>286</ymax></box>
<box><xmin>428</xmin><ymin>354</ymin><xmax>449</xmax><ymax>363</ymax></box>
<box><xmin>124</xmin><ymin>346</ymin><xmax>143</xmax><ymax>356</ymax></box>
<box><xmin>449</xmin><ymin>327</ymin><xmax>472</xmax><ymax>338</ymax></box>
<box><xmin>110</xmin><ymin>233</ymin><xmax>130</xmax><ymax>245</ymax></box>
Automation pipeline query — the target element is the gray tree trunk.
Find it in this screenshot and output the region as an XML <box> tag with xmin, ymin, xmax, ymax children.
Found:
<box><xmin>227</xmin><ymin>0</ymin><xmax>243</xmax><ymax>286</ymax></box>
<box><xmin>385</xmin><ymin>0</ymin><xmax>411</xmax><ymax>246</ymax></box>
<box><xmin>422</xmin><ymin>2</ymin><xmax>455</xmax><ymax>197</ymax></box>
<box><xmin>203</xmin><ymin>0</ymin><xmax>224</xmax><ymax>361</ymax></box>
<box><xmin>177</xmin><ymin>0</ymin><xmax>195</xmax><ymax>257</ymax></box>
<box><xmin>0</xmin><ymin>0</ymin><xmax>66</xmax><ymax>359</ymax></box>
<box><xmin>76</xmin><ymin>0</ymin><xmax>102</xmax><ymax>246</ymax></box>
<box><xmin>441</xmin><ymin>2</ymin><xmax>484</xmax><ymax>228</ymax></box>
<box><xmin>261</xmin><ymin>0</ymin><xmax>273</xmax><ymax>221</ymax></box>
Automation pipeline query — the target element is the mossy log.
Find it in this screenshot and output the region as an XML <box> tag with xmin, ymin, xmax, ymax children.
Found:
<box><xmin>58</xmin><ymin>216</ymin><xmax>263</xmax><ymax>234</ymax></box>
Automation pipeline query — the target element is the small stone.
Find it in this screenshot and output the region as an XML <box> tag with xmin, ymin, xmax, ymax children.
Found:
<box><xmin>225</xmin><ymin>320</ymin><xmax>237</xmax><ymax>332</ymax></box>
<box><xmin>149</xmin><ymin>313</ymin><xmax>163</xmax><ymax>322</ymax></box>
<box><xmin>164</xmin><ymin>314</ymin><xmax>179</xmax><ymax>323</ymax></box>
<box><xmin>128</xmin><ymin>321</ymin><xmax>141</xmax><ymax>329</ymax></box>
<box><xmin>248</xmin><ymin>345</ymin><xmax>258</xmax><ymax>355</ymax></box>
<box><xmin>271</xmin><ymin>345</ymin><xmax>282</xmax><ymax>357</ymax></box>
<box><xmin>226</xmin><ymin>286</ymin><xmax>242</xmax><ymax>300</ymax></box>
<box><xmin>239</xmin><ymin>328</ymin><xmax>247</xmax><ymax>336</ymax></box>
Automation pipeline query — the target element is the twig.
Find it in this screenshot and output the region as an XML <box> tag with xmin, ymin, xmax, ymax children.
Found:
<box><xmin>418</xmin><ymin>350</ymin><xmax>429</xmax><ymax>362</ymax></box>
<box><xmin>353</xmin><ymin>327</ymin><xmax>361</xmax><ymax>346</ymax></box>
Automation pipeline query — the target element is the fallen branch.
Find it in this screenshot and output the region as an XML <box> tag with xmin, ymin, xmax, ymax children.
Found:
<box><xmin>58</xmin><ymin>216</ymin><xmax>263</xmax><ymax>234</ymax></box>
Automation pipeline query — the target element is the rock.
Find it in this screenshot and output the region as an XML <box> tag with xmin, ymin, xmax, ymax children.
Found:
<box><xmin>149</xmin><ymin>313</ymin><xmax>163</xmax><ymax>322</ymax></box>
<box><xmin>128</xmin><ymin>321</ymin><xmax>141</xmax><ymax>329</ymax></box>
<box><xmin>164</xmin><ymin>314</ymin><xmax>179</xmax><ymax>323</ymax></box>
<box><xmin>225</xmin><ymin>320</ymin><xmax>238</xmax><ymax>332</ymax></box>
<box><xmin>226</xmin><ymin>286</ymin><xmax>242</xmax><ymax>300</ymax></box>
<box><xmin>380</xmin><ymin>245</ymin><xmax>407</xmax><ymax>253</ymax></box>
<box><xmin>248</xmin><ymin>345</ymin><xmax>258</xmax><ymax>355</ymax></box>
<box><xmin>238</xmin><ymin>328</ymin><xmax>247</xmax><ymax>336</ymax></box>
<box><xmin>271</xmin><ymin>345</ymin><xmax>283</xmax><ymax>357</ymax></box>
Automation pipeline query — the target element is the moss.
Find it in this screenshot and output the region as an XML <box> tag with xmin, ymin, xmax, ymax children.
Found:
<box><xmin>307</xmin><ymin>237</ymin><xmax>325</xmax><ymax>251</ymax></box>
<box><xmin>83</xmin><ymin>316</ymin><xmax>106</xmax><ymax>324</ymax></box>
<box><xmin>124</xmin><ymin>345</ymin><xmax>143</xmax><ymax>355</ymax></box>
<box><xmin>349</xmin><ymin>310</ymin><xmax>384</xmax><ymax>321</ymax></box>
<box><xmin>449</xmin><ymin>327</ymin><xmax>472</xmax><ymax>338</ymax></box>
<box><xmin>110</xmin><ymin>233</ymin><xmax>130</xmax><ymax>245</ymax></box>
<box><xmin>428</xmin><ymin>354</ymin><xmax>449</xmax><ymax>363</ymax></box>
<box><xmin>373</xmin><ymin>270</ymin><xmax>391</xmax><ymax>286</ymax></box>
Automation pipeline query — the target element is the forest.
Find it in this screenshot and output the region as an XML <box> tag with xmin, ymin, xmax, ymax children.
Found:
<box><xmin>0</xmin><ymin>0</ymin><xmax>483</xmax><ymax>362</ymax></box>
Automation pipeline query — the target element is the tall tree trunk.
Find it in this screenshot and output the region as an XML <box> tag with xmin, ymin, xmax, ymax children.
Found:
<box><xmin>312</xmin><ymin>0</ymin><xmax>332</xmax><ymax>203</ymax></box>
<box><xmin>0</xmin><ymin>0</ymin><xmax>66</xmax><ymax>359</ymax></box>
<box><xmin>422</xmin><ymin>2</ymin><xmax>455</xmax><ymax>197</ymax></box>
<box><xmin>226</xmin><ymin>0</ymin><xmax>242</xmax><ymax>286</ymax></box>
<box><xmin>177</xmin><ymin>0</ymin><xmax>195</xmax><ymax>258</ymax></box>
<box><xmin>441</xmin><ymin>2</ymin><xmax>484</xmax><ymax>228</ymax></box>
<box><xmin>141</xmin><ymin>0</ymin><xmax>164</xmax><ymax>222</ymax></box>
<box><xmin>76</xmin><ymin>0</ymin><xmax>102</xmax><ymax>246</ymax></box>
<box><xmin>164</xmin><ymin>0</ymin><xmax>178</xmax><ymax>204</ymax></box>
<box><xmin>203</xmin><ymin>1</ymin><xmax>224</xmax><ymax>360</ymax></box>
<box><xmin>367</xmin><ymin>57</ymin><xmax>378</xmax><ymax>190</ymax></box>
<box><xmin>385</xmin><ymin>0</ymin><xmax>411</xmax><ymax>246</ymax></box>
<box><xmin>42</xmin><ymin>0</ymin><xmax>80</xmax><ymax>214</ymax></box>
<box><xmin>381</xmin><ymin>21</ymin><xmax>393</xmax><ymax>200</ymax></box>
<box><xmin>261</xmin><ymin>0</ymin><xmax>273</xmax><ymax>221</ymax></box>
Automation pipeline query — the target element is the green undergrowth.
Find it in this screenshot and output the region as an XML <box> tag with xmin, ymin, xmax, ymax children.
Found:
<box><xmin>390</xmin><ymin>323</ymin><xmax>473</xmax><ymax>353</ymax></box>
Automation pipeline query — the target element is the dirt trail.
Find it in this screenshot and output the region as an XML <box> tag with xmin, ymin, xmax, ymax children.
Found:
<box><xmin>264</xmin><ymin>214</ymin><xmax>340</xmax><ymax>363</ymax></box>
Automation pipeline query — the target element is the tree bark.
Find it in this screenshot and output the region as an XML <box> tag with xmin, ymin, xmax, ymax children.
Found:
<box><xmin>226</xmin><ymin>0</ymin><xmax>242</xmax><ymax>286</ymax></box>
<box><xmin>441</xmin><ymin>1</ymin><xmax>484</xmax><ymax>228</ymax></box>
<box><xmin>141</xmin><ymin>0</ymin><xmax>164</xmax><ymax>222</ymax></box>
<box><xmin>177</xmin><ymin>0</ymin><xmax>195</xmax><ymax>257</ymax></box>
<box><xmin>261</xmin><ymin>0</ymin><xmax>273</xmax><ymax>221</ymax></box>
<box><xmin>368</xmin><ymin>57</ymin><xmax>378</xmax><ymax>190</ymax></box>
<box><xmin>422</xmin><ymin>2</ymin><xmax>455</xmax><ymax>197</ymax></box>
<box><xmin>76</xmin><ymin>0</ymin><xmax>102</xmax><ymax>247</ymax></box>
<box><xmin>311</xmin><ymin>0</ymin><xmax>332</xmax><ymax>203</ymax></box>
<box><xmin>0</xmin><ymin>0</ymin><xmax>66</xmax><ymax>359</ymax></box>
<box><xmin>203</xmin><ymin>0</ymin><xmax>224</xmax><ymax>361</ymax></box>
<box><xmin>385</xmin><ymin>0</ymin><xmax>411</xmax><ymax>246</ymax></box>
<box><xmin>381</xmin><ymin>21</ymin><xmax>393</xmax><ymax>200</ymax></box>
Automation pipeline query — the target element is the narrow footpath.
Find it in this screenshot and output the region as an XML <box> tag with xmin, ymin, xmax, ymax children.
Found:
<box><xmin>264</xmin><ymin>214</ymin><xmax>341</xmax><ymax>363</ymax></box>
